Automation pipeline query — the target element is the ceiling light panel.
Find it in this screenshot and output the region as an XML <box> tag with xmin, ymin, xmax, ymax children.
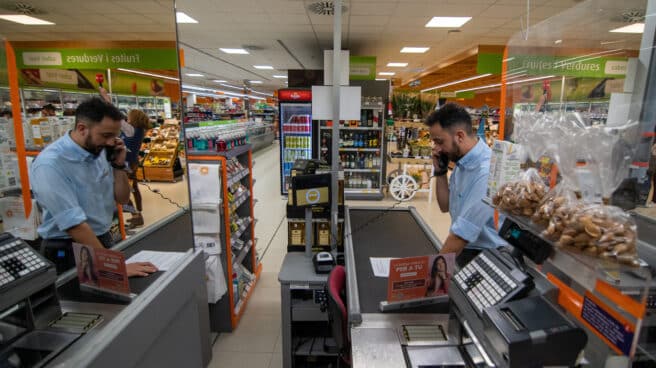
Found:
<box><xmin>273</xmin><ymin>75</ymin><xmax>288</xmax><ymax>79</ymax></box>
<box><xmin>401</xmin><ymin>47</ymin><xmax>430</xmax><ymax>53</ymax></box>
<box><xmin>176</xmin><ymin>12</ymin><xmax>198</xmax><ymax>24</ymax></box>
<box><xmin>387</xmin><ymin>62</ymin><xmax>408</xmax><ymax>67</ymax></box>
<box><xmin>379</xmin><ymin>72</ymin><xmax>395</xmax><ymax>76</ymax></box>
<box><xmin>220</xmin><ymin>48</ymin><xmax>249</xmax><ymax>54</ymax></box>
<box><xmin>425</xmin><ymin>16</ymin><xmax>471</xmax><ymax>28</ymax></box>
<box><xmin>609</xmin><ymin>23</ymin><xmax>644</xmax><ymax>33</ymax></box>
<box><xmin>0</xmin><ymin>15</ymin><xmax>54</xmax><ymax>25</ymax></box>
<box><xmin>185</xmin><ymin>73</ymin><xmax>204</xmax><ymax>77</ymax></box>
<box><xmin>253</xmin><ymin>65</ymin><xmax>274</xmax><ymax>70</ymax></box>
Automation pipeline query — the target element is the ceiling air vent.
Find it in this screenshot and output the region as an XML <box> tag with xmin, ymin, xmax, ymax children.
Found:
<box><xmin>0</xmin><ymin>1</ymin><xmax>44</xmax><ymax>14</ymax></box>
<box><xmin>307</xmin><ymin>1</ymin><xmax>348</xmax><ymax>16</ymax></box>
<box><xmin>621</xmin><ymin>9</ymin><xmax>645</xmax><ymax>23</ymax></box>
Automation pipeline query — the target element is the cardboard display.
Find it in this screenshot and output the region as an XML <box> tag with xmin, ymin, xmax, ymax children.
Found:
<box><xmin>73</xmin><ymin>243</ymin><xmax>131</xmax><ymax>298</ymax></box>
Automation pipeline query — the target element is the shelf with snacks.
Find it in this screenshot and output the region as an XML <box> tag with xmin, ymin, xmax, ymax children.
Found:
<box><xmin>187</xmin><ymin>145</ymin><xmax>260</xmax><ymax>332</ymax></box>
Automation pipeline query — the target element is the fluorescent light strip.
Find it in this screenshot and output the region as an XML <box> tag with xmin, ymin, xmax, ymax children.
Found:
<box><xmin>251</xmin><ymin>90</ymin><xmax>273</xmax><ymax>96</ymax></box>
<box><xmin>248</xmin><ymin>96</ymin><xmax>266</xmax><ymax>100</ymax></box>
<box><xmin>253</xmin><ymin>65</ymin><xmax>274</xmax><ymax>70</ymax></box>
<box><xmin>116</xmin><ymin>68</ymin><xmax>180</xmax><ymax>81</ymax></box>
<box><xmin>387</xmin><ymin>62</ymin><xmax>408</xmax><ymax>67</ymax></box>
<box><xmin>250</xmin><ymin>80</ymin><xmax>263</xmax><ymax>84</ymax></box>
<box><xmin>273</xmin><ymin>75</ymin><xmax>288</xmax><ymax>79</ymax></box>
<box><xmin>455</xmin><ymin>75</ymin><xmax>555</xmax><ymax>93</ymax></box>
<box><xmin>425</xmin><ymin>16</ymin><xmax>471</xmax><ymax>28</ymax></box>
<box><xmin>379</xmin><ymin>72</ymin><xmax>395</xmax><ymax>76</ymax></box>
<box><xmin>0</xmin><ymin>14</ymin><xmax>54</xmax><ymax>25</ymax></box>
<box><xmin>220</xmin><ymin>83</ymin><xmax>244</xmax><ymax>90</ymax></box>
<box><xmin>176</xmin><ymin>12</ymin><xmax>198</xmax><ymax>24</ymax></box>
<box><xmin>554</xmin><ymin>49</ymin><xmax>622</xmax><ymax>68</ymax></box>
<box><xmin>185</xmin><ymin>73</ymin><xmax>204</xmax><ymax>77</ymax></box>
<box><xmin>421</xmin><ymin>74</ymin><xmax>492</xmax><ymax>93</ymax></box>
<box><xmin>220</xmin><ymin>48</ymin><xmax>249</xmax><ymax>54</ymax></box>
<box><xmin>213</xmin><ymin>79</ymin><xmax>227</xmax><ymax>83</ymax></box>
<box><xmin>182</xmin><ymin>84</ymin><xmax>247</xmax><ymax>97</ymax></box>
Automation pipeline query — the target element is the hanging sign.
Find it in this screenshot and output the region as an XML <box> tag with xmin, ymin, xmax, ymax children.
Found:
<box><xmin>477</xmin><ymin>52</ymin><xmax>628</xmax><ymax>78</ymax></box>
<box><xmin>349</xmin><ymin>56</ymin><xmax>376</xmax><ymax>80</ymax></box>
<box><xmin>16</xmin><ymin>48</ymin><xmax>178</xmax><ymax>70</ymax></box>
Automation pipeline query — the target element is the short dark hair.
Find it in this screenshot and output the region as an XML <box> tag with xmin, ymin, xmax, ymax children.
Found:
<box><xmin>424</xmin><ymin>103</ymin><xmax>473</xmax><ymax>135</ymax></box>
<box><xmin>42</xmin><ymin>103</ymin><xmax>56</xmax><ymax>111</ymax></box>
<box><xmin>75</xmin><ymin>97</ymin><xmax>123</xmax><ymax>126</ymax></box>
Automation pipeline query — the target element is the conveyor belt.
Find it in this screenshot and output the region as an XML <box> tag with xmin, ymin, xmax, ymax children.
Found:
<box><xmin>349</xmin><ymin>208</ymin><xmax>443</xmax><ymax>313</ymax></box>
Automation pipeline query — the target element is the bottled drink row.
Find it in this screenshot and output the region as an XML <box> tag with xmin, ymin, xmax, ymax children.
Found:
<box><xmin>285</xmin><ymin>136</ymin><xmax>311</xmax><ymax>149</ymax></box>
<box><xmin>340</xmin><ymin>152</ymin><xmax>381</xmax><ymax>170</ymax></box>
<box><xmin>338</xmin><ymin>131</ymin><xmax>380</xmax><ymax>148</ymax></box>
<box><xmin>345</xmin><ymin>173</ymin><xmax>380</xmax><ymax>190</ymax></box>
<box><xmin>284</xmin><ymin>148</ymin><xmax>311</xmax><ymax>163</ymax></box>
<box><xmin>283</xmin><ymin>115</ymin><xmax>311</xmax><ymax>133</ymax></box>
<box><xmin>186</xmin><ymin>124</ymin><xmax>250</xmax><ymax>152</ymax></box>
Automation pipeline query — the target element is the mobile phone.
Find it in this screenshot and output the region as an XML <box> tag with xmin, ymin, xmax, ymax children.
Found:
<box><xmin>105</xmin><ymin>146</ymin><xmax>116</xmax><ymax>162</ymax></box>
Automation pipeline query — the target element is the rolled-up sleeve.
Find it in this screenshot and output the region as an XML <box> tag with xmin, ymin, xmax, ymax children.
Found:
<box><xmin>31</xmin><ymin>164</ymin><xmax>87</xmax><ymax>231</ymax></box>
<box><xmin>450</xmin><ymin>173</ymin><xmax>493</xmax><ymax>243</ymax></box>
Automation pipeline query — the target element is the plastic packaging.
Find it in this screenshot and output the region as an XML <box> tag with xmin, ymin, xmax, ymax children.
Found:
<box><xmin>555</xmin><ymin>204</ymin><xmax>639</xmax><ymax>266</ymax></box>
<box><xmin>532</xmin><ymin>183</ymin><xmax>578</xmax><ymax>229</ymax></box>
<box><xmin>492</xmin><ymin>168</ymin><xmax>547</xmax><ymax>217</ymax></box>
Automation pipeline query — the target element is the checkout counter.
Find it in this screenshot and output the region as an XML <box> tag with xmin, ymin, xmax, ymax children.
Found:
<box><xmin>0</xmin><ymin>210</ymin><xmax>213</xmax><ymax>367</ymax></box>
<box><xmin>280</xmin><ymin>205</ymin><xmax>651</xmax><ymax>367</ymax></box>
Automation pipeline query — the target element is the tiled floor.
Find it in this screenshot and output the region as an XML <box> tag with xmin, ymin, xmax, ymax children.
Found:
<box><xmin>208</xmin><ymin>141</ymin><xmax>452</xmax><ymax>368</ymax></box>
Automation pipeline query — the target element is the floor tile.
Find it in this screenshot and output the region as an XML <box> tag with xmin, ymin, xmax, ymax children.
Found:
<box><xmin>214</xmin><ymin>326</ymin><xmax>279</xmax><ymax>353</ymax></box>
<box><xmin>208</xmin><ymin>351</ymin><xmax>272</xmax><ymax>368</ymax></box>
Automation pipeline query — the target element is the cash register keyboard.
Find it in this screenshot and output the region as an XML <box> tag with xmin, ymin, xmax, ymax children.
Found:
<box><xmin>454</xmin><ymin>250</ymin><xmax>529</xmax><ymax>315</ymax></box>
<box><xmin>0</xmin><ymin>235</ymin><xmax>50</xmax><ymax>290</ymax></box>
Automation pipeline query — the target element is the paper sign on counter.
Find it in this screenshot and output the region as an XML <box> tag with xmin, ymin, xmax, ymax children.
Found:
<box><xmin>370</xmin><ymin>257</ymin><xmax>398</xmax><ymax>277</ymax></box>
<box><xmin>127</xmin><ymin>250</ymin><xmax>186</xmax><ymax>271</ymax></box>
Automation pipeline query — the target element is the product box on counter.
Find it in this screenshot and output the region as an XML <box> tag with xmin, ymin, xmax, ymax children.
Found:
<box><xmin>487</xmin><ymin>140</ymin><xmax>524</xmax><ymax>199</ymax></box>
<box><xmin>287</xmin><ymin>219</ymin><xmax>344</xmax><ymax>253</ymax></box>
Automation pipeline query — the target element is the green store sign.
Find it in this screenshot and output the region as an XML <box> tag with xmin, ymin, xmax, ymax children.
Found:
<box><xmin>16</xmin><ymin>48</ymin><xmax>178</xmax><ymax>70</ymax></box>
<box><xmin>350</xmin><ymin>56</ymin><xmax>376</xmax><ymax>80</ymax></box>
<box><xmin>477</xmin><ymin>52</ymin><xmax>628</xmax><ymax>78</ymax></box>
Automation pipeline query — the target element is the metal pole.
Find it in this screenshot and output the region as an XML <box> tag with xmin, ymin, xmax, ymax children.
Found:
<box><xmin>330</xmin><ymin>0</ymin><xmax>342</xmax><ymax>252</ymax></box>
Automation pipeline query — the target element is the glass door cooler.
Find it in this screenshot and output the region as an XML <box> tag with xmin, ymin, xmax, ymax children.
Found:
<box><xmin>278</xmin><ymin>89</ymin><xmax>313</xmax><ymax>195</ymax></box>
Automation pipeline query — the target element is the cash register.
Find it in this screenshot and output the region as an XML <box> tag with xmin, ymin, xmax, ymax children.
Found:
<box><xmin>0</xmin><ymin>233</ymin><xmax>90</xmax><ymax>367</ymax></box>
<box><xmin>402</xmin><ymin>219</ymin><xmax>588</xmax><ymax>368</ymax></box>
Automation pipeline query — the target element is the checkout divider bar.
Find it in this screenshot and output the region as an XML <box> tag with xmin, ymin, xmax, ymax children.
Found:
<box><xmin>55</xmin><ymin>208</ymin><xmax>189</xmax><ymax>288</ymax></box>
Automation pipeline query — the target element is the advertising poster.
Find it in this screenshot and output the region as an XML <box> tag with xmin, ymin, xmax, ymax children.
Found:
<box><xmin>387</xmin><ymin>254</ymin><xmax>455</xmax><ymax>302</ymax></box>
<box><xmin>73</xmin><ymin>243</ymin><xmax>130</xmax><ymax>297</ymax></box>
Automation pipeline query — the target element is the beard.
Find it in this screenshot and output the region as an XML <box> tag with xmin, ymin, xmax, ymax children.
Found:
<box><xmin>448</xmin><ymin>138</ymin><xmax>463</xmax><ymax>162</ymax></box>
<box><xmin>83</xmin><ymin>134</ymin><xmax>104</xmax><ymax>155</ymax></box>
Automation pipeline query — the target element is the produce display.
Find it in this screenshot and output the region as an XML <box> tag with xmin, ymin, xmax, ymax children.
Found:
<box><xmin>139</xmin><ymin>123</ymin><xmax>182</xmax><ymax>182</ymax></box>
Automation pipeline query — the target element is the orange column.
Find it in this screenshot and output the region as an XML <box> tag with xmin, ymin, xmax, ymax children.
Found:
<box><xmin>5</xmin><ymin>41</ymin><xmax>32</xmax><ymax>218</ymax></box>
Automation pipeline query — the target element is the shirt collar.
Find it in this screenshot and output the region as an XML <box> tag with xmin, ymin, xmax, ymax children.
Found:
<box><xmin>60</xmin><ymin>131</ymin><xmax>100</xmax><ymax>163</ymax></box>
<box><xmin>456</xmin><ymin>138</ymin><xmax>486</xmax><ymax>170</ymax></box>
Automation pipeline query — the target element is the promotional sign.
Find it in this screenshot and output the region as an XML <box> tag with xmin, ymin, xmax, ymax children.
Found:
<box><xmin>73</xmin><ymin>243</ymin><xmax>130</xmax><ymax>297</ymax></box>
<box><xmin>478</xmin><ymin>52</ymin><xmax>628</xmax><ymax>78</ymax></box>
<box><xmin>16</xmin><ymin>48</ymin><xmax>178</xmax><ymax>70</ymax></box>
<box><xmin>581</xmin><ymin>292</ymin><xmax>635</xmax><ymax>356</ymax></box>
<box><xmin>278</xmin><ymin>89</ymin><xmax>312</xmax><ymax>102</ymax></box>
<box><xmin>349</xmin><ymin>56</ymin><xmax>377</xmax><ymax>80</ymax></box>
<box><xmin>387</xmin><ymin>254</ymin><xmax>455</xmax><ymax>302</ymax></box>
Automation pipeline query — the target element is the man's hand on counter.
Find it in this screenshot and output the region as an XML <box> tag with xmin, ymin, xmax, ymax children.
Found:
<box><xmin>126</xmin><ymin>262</ymin><xmax>158</xmax><ymax>277</ymax></box>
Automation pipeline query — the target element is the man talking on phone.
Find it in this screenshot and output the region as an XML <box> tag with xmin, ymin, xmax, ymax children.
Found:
<box><xmin>30</xmin><ymin>97</ymin><xmax>157</xmax><ymax>277</ymax></box>
<box><xmin>426</xmin><ymin>103</ymin><xmax>505</xmax><ymax>267</ymax></box>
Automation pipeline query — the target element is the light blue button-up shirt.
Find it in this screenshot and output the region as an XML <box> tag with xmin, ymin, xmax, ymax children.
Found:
<box><xmin>449</xmin><ymin>138</ymin><xmax>506</xmax><ymax>250</ymax></box>
<box><xmin>31</xmin><ymin>132</ymin><xmax>115</xmax><ymax>239</ymax></box>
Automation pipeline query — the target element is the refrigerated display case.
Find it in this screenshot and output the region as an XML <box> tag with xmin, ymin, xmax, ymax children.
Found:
<box><xmin>318</xmin><ymin>96</ymin><xmax>386</xmax><ymax>200</ymax></box>
<box><xmin>278</xmin><ymin>89</ymin><xmax>313</xmax><ymax>195</ymax></box>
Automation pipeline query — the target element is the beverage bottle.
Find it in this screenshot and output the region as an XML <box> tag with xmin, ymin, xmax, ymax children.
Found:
<box><xmin>356</xmin><ymin>133</ymin><xmax>361</xmax><ymax>148</ymax></box>
<box><xmin>351</xmin><ymin>154</ymin><xmax>356</xmax><ymax>169</ymax></box>
<box><xmin>359</xmin><ymin>153</ymin><xmax>365</xmax><ymax>169</ymax></box>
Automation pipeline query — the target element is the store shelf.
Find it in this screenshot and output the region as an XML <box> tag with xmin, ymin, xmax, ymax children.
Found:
<box><xmin>320</xmin><ymin>126</ymin><xmax>382</xmax><ymax>131</ymax></box>
<box><xmin>344</xmin><ymin>168</ymin><xmax>381</xmax><ymax>173</ymax></box>
<box><xmin>187</xmin><ymin>144</ymin><xmax>252</xmax><ymax>160</ymax></box>
<box><xmin>229</xmin><ymin>190</ymin><xmax>251</xmax><ymax>212</ymax></box>
<box><xmin>484</xmin><ymin>199</ymin><xmax>651</xmax><ymax>293</ymax></box>
<box><xmin>283</xmin><ymin>132</ymin><xmax>312</xmax><ymax>136</ymax></box>
<box><xmin>386</xmin><ymin>154</ymin><xmax>432</xmax><ymax>165</ymax></box>
<box><xmin>233</xmin><ymin>263</ymin><xmax>263</xmax><ymax>322</ymax></box>
<box><xmin>339</xmin><ymin>148</ymin><xmax>379</xmax><ymax>152</ymax></box>
<box><xmin>394</xmin><ymin>121</ymin><xmax>426</xmax><ymax>129</ymax></box>
<box><xmin>233</xmin><ymin>239</ymin><xmax>253</xmax><ymax>266</ymax></box>
<box><xmin>285</xmin><ymin>147</ymin><xmax>311</xmax><ymax>151</ymax></box>
<box><xmin>227</xmin><ymin>168</ymin><xmax>250</xmax><ymax>187</ymax></box>
<box><xmin>361</xmin><ymin>105</ymin><xmax>385</xmax><ymax>110</ymax></box>
<box><xmin>231</xmin><ymin>217</ymin><xmax>253</xmax><ymax>242</ymax></box>
<box><xmin>344</xmin><ymin>189</ymin><xmax>382</xmax><ymax>193</ymax></box>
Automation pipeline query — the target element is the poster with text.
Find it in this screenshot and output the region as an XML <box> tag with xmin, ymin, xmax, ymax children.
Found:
<box><xmin>387</xmin><ymin>254</ymin><xmax>455</xmax><ymax>302</ymax></box>
<box><xmin>73</xmin><ymin>243</ymin><xmax>130</xmax><ymax>296</ymax></box>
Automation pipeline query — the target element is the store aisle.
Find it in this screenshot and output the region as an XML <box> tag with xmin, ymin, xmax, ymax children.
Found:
<box><xmin>209</xmin><ymin>143</ymin><xmax>451</xmax><ymax>368</ymax></box>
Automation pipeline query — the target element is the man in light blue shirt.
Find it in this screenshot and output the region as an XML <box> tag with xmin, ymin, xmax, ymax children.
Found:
<box><xmin>426</xmin><ymin>103</ymin><xmax>506</xmax><ymax>266</ymax></box>
<box><xmin>31</xmin><ymin>97</ymin><xmax>156</xmax><ymax>277</ymax></box>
